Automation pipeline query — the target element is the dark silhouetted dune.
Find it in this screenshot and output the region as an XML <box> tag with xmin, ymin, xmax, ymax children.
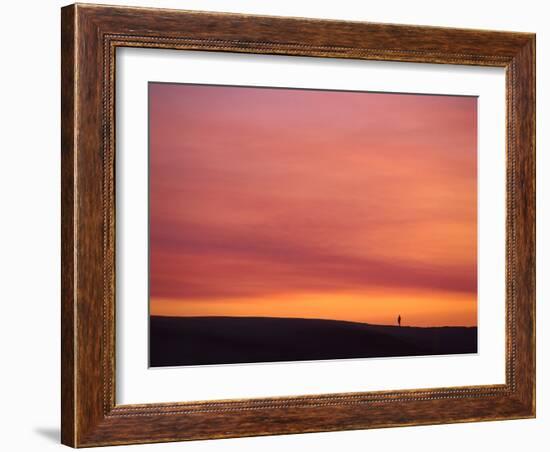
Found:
<box><xmin>149</xmin><ymin>316</ymin><xmax>477</xmax><ymax>367</ymax></box>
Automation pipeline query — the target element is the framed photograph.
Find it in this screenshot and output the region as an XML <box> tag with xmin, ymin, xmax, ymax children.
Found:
<box><xmin>61</xmin><ymin>3</ymin><xmax>535</xmax><ymax>447</ymax></box>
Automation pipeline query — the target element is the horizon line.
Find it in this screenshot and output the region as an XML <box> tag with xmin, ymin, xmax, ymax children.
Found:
<box><xmin>150</xmin><ymin>314</ymin><xmax>477</xmax><ymax>329</ymax></box>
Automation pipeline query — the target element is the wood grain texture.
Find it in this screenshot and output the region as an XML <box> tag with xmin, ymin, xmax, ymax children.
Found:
<box><xmin>60</xmin><ymin>3</ymin><xmax>536</xmax><ymax>447</ymax></box>
<box><xmin>61</xmin><ymin>5</ymin><xmax>76</xmax><ymax>446</ymax></box>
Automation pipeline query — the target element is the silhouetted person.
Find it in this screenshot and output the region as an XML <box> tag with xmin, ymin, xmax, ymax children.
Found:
<box><xmin>397</xmin><ymin>315</ymin><xmax>402</xmax><ymax>327</ymax></box>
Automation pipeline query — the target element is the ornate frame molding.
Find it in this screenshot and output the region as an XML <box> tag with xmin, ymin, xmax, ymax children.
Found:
<box><xmin>62</xmin><ymin>4</ymin><xmax>535</xmax><ymax>447</ymax></box>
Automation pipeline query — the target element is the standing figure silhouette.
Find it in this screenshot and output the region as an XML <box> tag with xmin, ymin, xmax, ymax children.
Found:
<box><xmin>397</xmin><ymin>315</ymin><xmax>402</xmax><ymax>327</ymax></box>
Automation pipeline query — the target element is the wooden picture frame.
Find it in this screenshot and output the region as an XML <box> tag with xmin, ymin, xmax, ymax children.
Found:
<box><xmin>61</xmin><ymin>3</ymin><xmax>535</xmax><ymax>447</ymax></box>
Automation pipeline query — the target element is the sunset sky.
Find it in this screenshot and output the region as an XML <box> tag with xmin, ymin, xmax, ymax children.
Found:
<box><xmin>149</xmin><ymin>83</ymin><xmax>477</xmax><ymax>327</ymax></box>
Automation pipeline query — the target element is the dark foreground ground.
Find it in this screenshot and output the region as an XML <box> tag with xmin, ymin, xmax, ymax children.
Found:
<box><xmin>149</xmin><ymin>316</ymin><xmax>477</xmax><ymax>367</ymax></box>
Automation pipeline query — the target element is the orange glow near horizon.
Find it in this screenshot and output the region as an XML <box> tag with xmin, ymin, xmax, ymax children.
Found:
<box><xmin>149</xmin><ymin>83</ymin><xmax>477</xmax><ymax>327</ymax></box>
<box><xmin>150</xmin><ymin>290</ymin><xmax>476</xmax><ymax>327</ymax></box>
